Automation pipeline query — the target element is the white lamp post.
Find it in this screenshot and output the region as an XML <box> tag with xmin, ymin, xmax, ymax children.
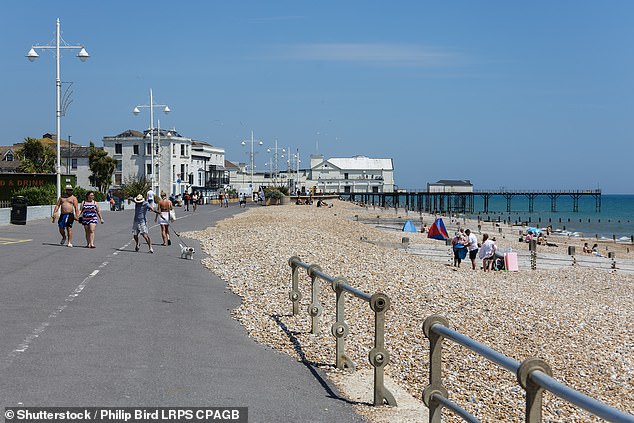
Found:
<box><xmin>241</xmin><ymin>131</ymin><xmax>262</xmax><ymax>193</ymax></box>
<box><xmin>27</xmin><ymin>18</ymin><xmax>89</xmax><ymax>200</ymax></box>
<box><xmin>133</xmin><ymin>88</ymin><xmax>170</xmax><ymax>194</ymax></box>
<box><xmin>266</xmin><ymin>139</ymin><xmax>285</xmax><ymax>186</ymax></box>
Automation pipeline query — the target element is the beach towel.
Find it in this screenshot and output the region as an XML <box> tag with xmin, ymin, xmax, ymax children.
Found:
<box><xmin>427</xmin><ymin>218</ymin><xmax>449</xmax><ymax>241</ymax></box>
<box><xmin>402</xmin><ymin>220</ymin><xmax>417</xmax><ymax>232</ymax></box>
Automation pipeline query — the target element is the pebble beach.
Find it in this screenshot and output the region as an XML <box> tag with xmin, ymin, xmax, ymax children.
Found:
<box><xmin>187</xmin><ymin>200</ymin><xmax>633</xmax><ymax>422</ymax></box>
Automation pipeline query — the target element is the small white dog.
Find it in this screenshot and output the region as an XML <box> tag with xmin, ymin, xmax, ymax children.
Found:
<box><xmin>179</xmin><ymin>243</ymin><xmax>195</xmax><ymax>260</ymax></box>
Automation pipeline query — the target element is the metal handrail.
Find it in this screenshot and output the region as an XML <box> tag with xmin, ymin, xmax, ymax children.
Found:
<box><xmin>288</xmin><ymin>256</ymin><xmax>396</xmax><ymax>406</ymax></box>
<box><xmin>423</xmin><ymin>316</ymin><xmax>634</xmax><ymax>422</ymax></box>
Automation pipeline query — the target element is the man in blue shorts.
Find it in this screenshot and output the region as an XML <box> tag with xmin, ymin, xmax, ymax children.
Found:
<box><xmin>52</xmin><ymin>184</ymin><xmax>80</xmax><ymax>247</ymax></box>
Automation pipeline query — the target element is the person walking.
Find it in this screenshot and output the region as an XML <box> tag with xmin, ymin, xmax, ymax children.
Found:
<box><xmin>52</xmin><ymin>184</ymin><xmax>80</xmax><ymax>247</ymax></box>
<box><xmin>131</xmin><ymin>194</ymin><xmax>160</xmax><ymax>253</ymax></box>
<box><xmin>146</xmin><ymin>188</ymin><xmax>155</xmax><ymax>206</ymax></box>
<box><xmin>451</xmin><ymin>230</ymin><xmax>468</xmax><ymax>267</ymax></box>
<box><xmin>478</xmin><ymin>233</ymin><xmax>497</xmax><ymax>271</ymax></box>
<box><xmin>191</xmin><ymin>191</ymin><xmax>199</xmax><ymax>212</ymax></box>
<box><xmin>154</xmin><ymin>192</ymin><xmax>173</xmax><ymax>246</ymax></box>
<box><xmin>465</xmin><ymin>229</ymin><xmax>479</xmax><ymax>270</ymax></box>
<box><xmin>79</xmin><ymin>191</ymin><xmax>104</xmax><ymax>248</ymax></box>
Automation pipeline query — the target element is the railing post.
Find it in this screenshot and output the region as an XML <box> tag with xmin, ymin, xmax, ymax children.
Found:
<box><xmin>288</xmin><ymin>256</ymin><xmax>302</xmax><ymax>315</ymax></box>
<box><xmin>307</xmin><ymin>264</ymin><xmax>323</xmax><ymax>335</ymax></box>
<box><xmin>331</xmin><ymin>277</ymin><xmax>355</xmax><ymax>371</ymax></box>
<box><xmin>517</xmin><ymin>357</ymin><xmax>553</xmax><ymax>423</ymax></box>
<box><xmin>369</xmin><ymin>293</ymin><xmax>397</xmax><ymax>406</ymax></box>
<box><xmin>423</xmin><ymin>315</ymin><xmax>450</xmax><ymax>423</ymax></box>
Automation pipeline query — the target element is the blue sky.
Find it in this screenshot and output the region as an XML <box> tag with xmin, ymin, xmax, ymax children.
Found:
<box><xmin>2</xmin><ymin>1</ymin><xmax>633</xmax><ymax>193</ymax></box>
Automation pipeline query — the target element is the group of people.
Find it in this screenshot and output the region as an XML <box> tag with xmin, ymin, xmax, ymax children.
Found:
<box><xmin>52</xmin><ymin>184</ymin><xmax>104</xmax><ymax>248</ymax></box>
<box><xmin>52</xmin><ymin>185</ymin><xmax>176</xmax><ymax>253</ymax></box>
<box><xmin>451</xmin><ymin>228</ymin><xmax>498</xmax><ymax>271</ymax></box>
<box><xmin>582</xmin><ymin>242</ymin><xmax>604</xmax><ymax>256</ymax></box>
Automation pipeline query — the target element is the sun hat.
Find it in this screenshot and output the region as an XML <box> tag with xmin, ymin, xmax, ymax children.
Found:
<box><xmin>64</xmin><ymin>184</ymin><xmax>73</xmax><ymax>190</ymax></box>
<box><xmin>133</xmin><ymin>194</ymin><xmax>145</xmax><ymax>203</ymax></box>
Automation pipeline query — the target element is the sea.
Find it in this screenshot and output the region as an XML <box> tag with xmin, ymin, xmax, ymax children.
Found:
<box><xmin>461</xmin><ymin>194</ymin><xmax>634</xmax><ymax>242</ymax></box>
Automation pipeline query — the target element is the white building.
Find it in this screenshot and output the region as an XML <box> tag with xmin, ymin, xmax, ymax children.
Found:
<box><xmin>102</xmin><ymin>129</ymin><xmax>195</xmax><ymax>196</ymax></box>
<box><xmin>190</xmin><ymin>141</ymin><xmax>227</xmax><ymax>196</ymax></box>
<box><xmin>427</xmin><ymin>180</ymin><xmax>473</xmax><ymax>193</ymax></box>
<box><xmin>308</xmin><ymin>155</ymin><xmax>395</xmax><ymax>194</ymax></box>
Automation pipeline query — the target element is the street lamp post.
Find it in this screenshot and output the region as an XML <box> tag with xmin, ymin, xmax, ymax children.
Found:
<box><xmin>133</xmin><ymin>88</ymin><xmax>170</xmax><ymax>195</ymax></box>
<box><xmin>241</xmin><ymin>131</ymin><xmax>262</xmax><ymax>194</ymax></box>
<box><xmin>27</xmin><ymin>18</ymin><xmax>89</xmax><ymax>200</ymax></box>
<box><xmin>266</xmin><ymin>139</ymin><xmax>285</xmax><ymax>186</ymax></box>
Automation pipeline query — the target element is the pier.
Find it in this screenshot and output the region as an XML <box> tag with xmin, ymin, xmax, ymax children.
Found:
<box><xmin>342</xmin><ymin>189</ymin><xmax>602</xmax><ymax>214</ymax></box>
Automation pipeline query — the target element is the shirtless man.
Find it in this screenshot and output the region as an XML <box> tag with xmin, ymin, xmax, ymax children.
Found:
<box><xmin>52</xmin><ymin>184</ymin><xmax>80</xmax><ymax>247</ymax></box>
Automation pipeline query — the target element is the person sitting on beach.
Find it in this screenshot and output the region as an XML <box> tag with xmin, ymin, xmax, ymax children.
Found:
<box><xmin>478</xmin><ymin>233</ymin><xmax>497</xmax><ymax>271</ymax></box>
<box><xmin>524</xmin><ymin>233</ymin><xmax>533</xmax><ymax>243</ymax></box>
<box><xmin>537</xmin><ymin>233</ymin><xmax>545</xmax><ymax>245</ymax></box>
<box><xmin>583</xmin><ymin>242</ymin><xmax>592</xmax><ymax>253</ymax></box>
<box><xmin>591</xmin><ymin>243</ymin><xmax>604</xmax><ymax>257</ymax></box>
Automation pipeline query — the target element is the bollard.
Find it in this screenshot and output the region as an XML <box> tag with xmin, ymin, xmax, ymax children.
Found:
<box><xmin>529</xmin><ymin>240</ymin><xmax>537</xmax><ymax>252</ymax></box>
<box><xmin>568</xmin><ymin>246</ymin><xmax>575</xmax><ymax>256</ymax></box>
<box><xmin>402</xmin><ymin>237</ymin><xmax>409</xmax><ymax>245</ymax></box>
<box><xmin>608</xmin><ymin>252</ymin><xmax>615</xmax><ymax>259</ymax></box>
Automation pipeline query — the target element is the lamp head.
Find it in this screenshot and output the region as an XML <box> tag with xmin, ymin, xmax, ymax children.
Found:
<box><xmin>241</xmin><ymin>141</ymin><xmax>246</xmax><ymax>146</ymax></box>
<box><xmin>77</xmin><ymin>47</ymin><xmax>90</xmax><ymax>62</ymax></box>
<box><xmin>163</xmin><ymin>106</ymin><xmax>170</xmax><ymax>114</ymax></box>
<box><xmin>133</xmin><ymin>107</ymin><xmax>141</xmax><ymax>115</ymax></box>
<box><xmin>26</xmin><ymin>48</ymin><xmax>39</xmax><ymax>62</ymax></box>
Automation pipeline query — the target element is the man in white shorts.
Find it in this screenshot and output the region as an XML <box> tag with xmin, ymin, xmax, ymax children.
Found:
<box><xmin>132</xmin><ymin>194</ymin><xmax>160</xmax><ymax>253</ymax></box>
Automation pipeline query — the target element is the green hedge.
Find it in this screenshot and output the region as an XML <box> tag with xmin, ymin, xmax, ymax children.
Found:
<box><xmin>12</xmin><ymin>184</ymin><xmax>105</xmax><ymax>206</ymax></box>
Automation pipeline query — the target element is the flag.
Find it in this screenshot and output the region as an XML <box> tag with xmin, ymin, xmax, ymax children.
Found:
<box><xmin>259</xmin><ymin>186</ymin><xmax>265</xmax><ymax>202</ymax></box>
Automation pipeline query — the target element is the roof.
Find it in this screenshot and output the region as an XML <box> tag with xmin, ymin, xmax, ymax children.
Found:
<box><xmin>431</xmin><ymin>180</ymin><xmax>473</xmax><ymax>186</ymax></box>
<box><xmin>320</xmin><ymin>156</ymin><xmax>393</xmax><ymax>171</ymax></box>
<box><xmin>224</xmin><ymin>160</ymin><xmax>240</xmax><ymax>170</ymax></box>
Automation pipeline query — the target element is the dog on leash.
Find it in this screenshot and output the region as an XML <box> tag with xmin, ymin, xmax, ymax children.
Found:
<box><xmin>179</xmin><ymin>243</ymin><xmax>195</xmax><ymax>260</ymax></box>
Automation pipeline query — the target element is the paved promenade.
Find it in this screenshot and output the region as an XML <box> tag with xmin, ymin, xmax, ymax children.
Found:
<box><xmin>0</xmin><ymin>203</ymin><xmax>365</xmax><ymax>422</ymax></box>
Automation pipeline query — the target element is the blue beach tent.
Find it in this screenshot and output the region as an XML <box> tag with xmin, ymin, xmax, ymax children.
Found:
<box><xmin>402</xmin><ymin>220</ymin><xmax>417</xmax><ymax>232</ymax></box>
<box><xmin>427</xmin><ymin>218</ymin><xmax>449</xmax><ymax>240</ymax></box>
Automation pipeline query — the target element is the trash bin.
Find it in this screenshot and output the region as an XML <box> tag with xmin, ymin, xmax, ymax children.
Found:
<box><xmin>10</xmin><ymin>196</ymin><xmax>28</xmax><ymax>225</ymax></box>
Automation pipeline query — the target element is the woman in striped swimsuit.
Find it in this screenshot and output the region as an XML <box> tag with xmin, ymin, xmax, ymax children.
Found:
<box><xmin>79</xmin><ymin>191</ymin><xmax>104</xmax><ymax>248</ymax></box>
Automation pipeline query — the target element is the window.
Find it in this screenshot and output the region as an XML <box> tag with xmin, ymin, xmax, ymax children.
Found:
<box><xmin>146</xmin><ymin>143</ymin><xmax>152</xmax><ymax>155</ymax></box>
<box><xmin>115</xmin><ymin>174</ymin><xmax>122</xmax><ymax>185</ymax></box>
<box><xmin>5</xmin><ymin>151</ymin><xmax>13</xmax><ymax>161</ymax></box>
<box><xmin>172</xmin><ymin>144</ymin><xmax>176</xmax><ymax>155</ymax></box>
<box><xmin>116</xmin><ymin>160</ymin><xmax>122</xmax><ymax>172</ymax></box>
<box><xmin>71</xmin><ymin>159</ymin><xmax>77</xmax><ymax>170</ymax></box>
<box><xmin>115</xmin><ymin>144</ymin><xmax>122</xmax><ymax>154</ymax></box>
<box><xmin>181</xmin><ymin>145</ymin><xmax>186</xmax><ymax>156</ymax></box>
<box><xmin>147</xmin><ymin>164</ymin><xmax>152</xmax><ymax>175</ymax></box>
<box><xmin>133</xmin><ymin>144</ymin><xmax>139</xmax><ymax>155</ymax></box>
<box><xmin>180</xmin><ymin>164</ymin><xmax>185</xmax><ymax>179</ymax></box>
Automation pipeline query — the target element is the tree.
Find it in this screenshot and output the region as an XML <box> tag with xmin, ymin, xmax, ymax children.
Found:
<box><xmin>15</xmin><ymin>137</ymin><xmax>56</xmax><ymax>173</ymax></box>
<box><xmin>88</xmin><ymin>142</ymin><xmax>116</xmax><ymax>194</ymax></box>
<box><xmin>122</xmin><ymin>174</ymin><xmax>150</xmax><ymax>199</ymax></box>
